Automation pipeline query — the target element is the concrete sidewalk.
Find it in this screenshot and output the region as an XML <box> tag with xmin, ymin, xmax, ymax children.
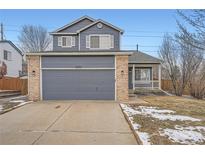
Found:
<box><xmin>0</xmin><ymin>101</ymin><xmax>137</xmax><ymax>145</ymax></box>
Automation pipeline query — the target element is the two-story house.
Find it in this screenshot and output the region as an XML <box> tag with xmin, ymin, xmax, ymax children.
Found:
<box><xmin>26</xmin><ymin>16</ymin><xmax>161</xmax><ymax>101</ymax></box>
<box><xmin>0</xmin><ymin>40</ymin><xmax>23</xmax><ymax>77</ymax></box>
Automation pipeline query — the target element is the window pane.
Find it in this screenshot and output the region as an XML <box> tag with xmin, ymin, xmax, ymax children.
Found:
<box><xmin>135</xmin><ymin>68</ymin><xmax>150</xmax><ymax>80</ymax></box>
<box><xmin>141</xmin><ymin>69</ymin><xmax>150</xmax><ymax>80</ymax></box>
<box><xmin>100</xmin><ymin>36</ymin><xmax>110</xmax><ymax>49</ymax></box>
<box><xmin>90</xmin><ymin>36</ymin><xmax>100</xmax><ymax>48</ymax></box>
<box><xmin>135</xmin><ymin>69</ymin><xmax>141</xmax><ymax>80</ymax></box>
<box><xmin>4</xmin><ymin>51</ymin><xmax>8</xmax><ymax>60</ymax></box>
<box><xmin>62</xmin><ymin>37</ymin><xmax>67</xmax><ymax>46</ymax></box>
<box><xmin>66</xmin><ymin>36</ymin><xmax>72</xmax><ymax>47</ymax></box>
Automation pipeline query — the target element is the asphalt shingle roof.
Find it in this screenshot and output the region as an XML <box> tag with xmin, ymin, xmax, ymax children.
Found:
<box><xmin>129</xmin><ymin>51</ymin><xmax>161</xmax><ymax>64</ymax></box>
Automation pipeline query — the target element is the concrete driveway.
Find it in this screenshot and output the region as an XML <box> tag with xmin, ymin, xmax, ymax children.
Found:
<box><xmin>0</xmin><ymin>101</ymin><xmax>137</xmax><ymax>145</ymax></box>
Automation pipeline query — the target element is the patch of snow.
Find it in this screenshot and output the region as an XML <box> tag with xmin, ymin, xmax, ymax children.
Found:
<box><xmin>0</xmin><ymin>105</ymin><xmax>2</xmax><ymax>112</ymax></box>
<box><xmin>137</xmin><ymin>106</ymin><xmax>174</xmax><ymax>114</ymax></box>
<box><xmin>121</xmin><ymin>104</ymin><xmax>201</xmax><ymax>122</ymax></box>
<box><xmin>159</xmin><ymin>126</ymin><xmax>205</xmax><ymax>144</ymax></box>
<box><xmin>9</xmin><ymin>100</ymin><xmax>25</xmax><ymax>103</ymax></box>
<box><xmin>147</xmin><ymin>113</ymin><xmax>200</xmax><ymax>121</ymax></box>
<box><xmin>120</xmin><ymin>104</ymin><xmax>141</xmax><ymax>116</ymax></box>
<box><xmin>137</xmin><ymin>131</ymin><xmax>151</xmax><ymax>145</ymax></box>
<box><xmin>16</xmin><ymin>102</ymin><xmax>31</xmax><ymax>107</ymax></box>
<box><xmin>175</xmin><ymin>125</ymin><xmax>205</xmax><ymax>132</ymax></box>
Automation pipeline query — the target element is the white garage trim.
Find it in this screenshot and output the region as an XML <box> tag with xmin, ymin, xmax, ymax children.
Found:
<box><xmin>40</xmin><ymin>56</ymin><xmax>116</xmax><ymax>100</ymax></box>
<box><xmin>40</xmin><ymin>56</ymin><xmax>43</xmax><ymax>101</ymax></box>
<box><xmin>114</xmin><ymin>56</ymin><xmax>117</xmax><ymax>101</ymax></box>
<box><xmin>41</xmin><ymin>67</ymin><xmax>115</xmax><ymax>70</ymax></box>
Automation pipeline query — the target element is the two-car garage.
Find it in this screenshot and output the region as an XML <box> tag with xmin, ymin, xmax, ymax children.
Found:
<box><xmin>27</xmin><ymin>52</ymin><xmax>130</xmax><ymax>101</ymax></box>
<box><xmin>41</xmin><ymin>56</ymin><xmax>115</xmax><ymax>100</ymax></box>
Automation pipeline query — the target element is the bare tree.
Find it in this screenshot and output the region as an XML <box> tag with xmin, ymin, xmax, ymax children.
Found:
<box><xmin>159</xmin><ymin>34</ymin><xmax>182</xmax><ymax>95</ymax></box>
<box><xmin>177</xmin><ymin>10</ymin><xmax>205</xmax><ymax>50</ymax></box>
<box><xmin>176</xmin><ymin>10</ymin><xmax>205</xmax><ymax>99</ymax></box>
<box><xmin>0</xmin><ymin>62</ymin><xmax>7</xmax><ymax>79</ymax></box>
<box><xmin>18</xmin><ymin>25</ymin><xmax>51</xmax><ymax>52</ymax></box>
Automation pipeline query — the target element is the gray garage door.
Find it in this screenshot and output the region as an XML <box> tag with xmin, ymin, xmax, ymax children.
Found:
<box><xmin>41</xmin><ymin>56</ymin><xmax>115</xmax><ymax>100</ymax></box>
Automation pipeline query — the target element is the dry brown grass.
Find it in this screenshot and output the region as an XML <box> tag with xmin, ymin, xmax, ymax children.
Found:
<box><xmin>130</xmin><ymin>96</ymin><xmax>205</xmax><ymax>144</ymax></box>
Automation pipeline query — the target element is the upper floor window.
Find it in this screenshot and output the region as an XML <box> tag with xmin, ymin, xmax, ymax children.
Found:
<box><xmin>4</xmin><ymin>50</ymin><xmax>12</xmax><ymax>61</ymax></box>
<box><xmin>86</xmin><ymin>34</ymin><xmax>114</xmax><ymax>49</ymax></box>
<box><xmin>58</xmin><ymin>36</ymin><xmax>75</xmax><ymax>48</ymax></box>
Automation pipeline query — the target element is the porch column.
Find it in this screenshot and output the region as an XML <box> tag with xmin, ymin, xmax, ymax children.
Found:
<box><xmin>151</xmin><ymin>66</ymin><xmax>154</xmax><ymax>89</ymax></box>
<box><xmin>132</xmin><ymin>64</ymin><xmax>135</xmax><ymax>90</ymax></box>
<box><xmin>158</xmin><ymin>64</ymin><xmax>161</xmax><ymax>89</ymax></box>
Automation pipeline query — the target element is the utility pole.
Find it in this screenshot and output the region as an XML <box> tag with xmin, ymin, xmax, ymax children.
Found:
<box><xmin>136</xmin><ymin>44</ymin><xmax>138</xmax><ymax>52</ymax></box>
<box><xmin>0</xmin><ymin>23</ymin><xmax>3</xmax><ymax>41</ymax></box>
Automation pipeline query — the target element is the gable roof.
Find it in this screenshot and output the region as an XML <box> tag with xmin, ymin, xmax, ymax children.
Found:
<box><xmin>129</xmin><ymin>51</ymin><xmax>161</xmax><ymax>64</ymax></box>
<box><xmin>51</xmin><ymin>16</ymin><xmax>95</xmax><ymax>33</ymax></box>
<box><xmin>0</xmin><ymin>40</ymin><xmax>23</xmax><ymax>56</ymax></box>
<box><xmin>77</xmin><ymin>19</ymin><xmax>124</xmax><ymax>34</ymax></box>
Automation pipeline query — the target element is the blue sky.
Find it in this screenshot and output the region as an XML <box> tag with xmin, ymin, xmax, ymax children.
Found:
<box><xmin>0</xmin><ymin>9</ymin><xmax>186</xmax><ymax>57</ymax></box>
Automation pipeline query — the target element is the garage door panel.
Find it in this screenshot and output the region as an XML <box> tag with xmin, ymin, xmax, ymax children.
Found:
<box><xmin>42</xmin><ymin>70</ymin><xmax>115</xmax><ymax>100</ymax></box>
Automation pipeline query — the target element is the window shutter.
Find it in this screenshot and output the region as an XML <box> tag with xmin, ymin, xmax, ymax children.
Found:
<box><xmin>58</xmin><ymin>37</ymin><xmax>62</xmax><ymax>46</ymax></box>
<box><xmin>86</xmin><ymin>35</ymin><xmax>90</xmax><ymax>48</ymax></box>
<box><xmin>110</xmin><ymin>35</ymin><xmax>114</xmax><ymax>48</ymax></box>
<box><xmin>72</xmin><ymin>36</ymin><xmax>75</xmax><ymax>46</ymax></box>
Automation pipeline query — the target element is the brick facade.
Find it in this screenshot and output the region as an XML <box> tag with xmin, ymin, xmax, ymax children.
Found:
<box><xmin>27</xmin><ymin>55</ymin><xmax>40</xmax><ymax>101</ymax></box>
<box><xmin>116</xmin><ymin>55</ymin><xmax>129</xmax><ymax>101</ymax></box>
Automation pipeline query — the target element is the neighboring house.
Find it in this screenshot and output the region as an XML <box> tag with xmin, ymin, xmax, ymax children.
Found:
<box><xmin>0</xmin><ymin>40</ymin><xmax>23</xmax><ymax>77</ymax></box>
<box><xmin>26</xmin><ymin>16</ymin><xmax>161</xmax><ymax>101</ymax></box>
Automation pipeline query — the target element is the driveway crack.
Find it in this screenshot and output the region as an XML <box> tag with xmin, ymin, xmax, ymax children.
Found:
<box><xmin>31</xmin><ymin>103</ymin><xmax>73</xmax><ymax>145</ymax></box>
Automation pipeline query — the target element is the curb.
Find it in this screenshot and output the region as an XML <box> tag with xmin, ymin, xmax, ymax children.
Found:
<box><xmin>119</xmin><ymin>103</ymin><xmax>143</xmax><ymax>145</ymax></box>
<box><xmin>0</xmin><ymin>101</ymin><xmax>32</xmax><ymax>115</ymax></box>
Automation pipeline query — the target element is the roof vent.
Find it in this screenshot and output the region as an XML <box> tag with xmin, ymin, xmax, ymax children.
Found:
<box><xmin>97</xmin><ymin>23</ymin><xmax>103</xmax><ymax>29</ymax></box>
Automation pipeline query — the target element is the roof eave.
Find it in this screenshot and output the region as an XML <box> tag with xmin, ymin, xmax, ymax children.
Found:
<box><xmin>26</xmin><ymin>51</ymin><xmax>133</xmax><ymax>56</ymax></box>
<box><xmin>76</xmin><ymin>19</ymin><xmax>124</xmax><ymax>34</ymax></box>
<box><xmin>51</xmin><ymin>16</ymin><xmax>96</xmax><ymax>33</ymax></box>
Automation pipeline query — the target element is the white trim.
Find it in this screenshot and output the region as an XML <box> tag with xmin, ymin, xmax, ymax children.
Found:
<box><xmin>77</xmin><ymin>19</ymin><xmax>124</xmax><ymax>33</ymax></box>
<box><xmin>26</xmin><ymin>52</ymin><xmax>133</xmax><ymax>56</ymax></box>
<box><xmin>79</xmin><ymin>33</ymin><xmax>81</xmax><ymax>51</ymax></box>
<box><xmin>159</xmin><ymin>64</ymin><xmax>161</xmax><ymax>89</ymax></box>
<box><xmin>58</xmin><ymin>37</ymin><xmax>62</xmax><ymax>46</ymax></box>
<box><xmin>119</xmin><ymin>31</ymin><xmax>121</xmax><ymax>49</ymax></box>
<box><xmin>132</xmin><ymin>64</ymin><xmax>135</xmax><ymax>90</ymax></box>
<box><xmin>151</xmin><ymin>66</ymin><xmax>154</xmax><ymax>89</ymax></box>
<box><xmin>114</xmin><ymin>56</ymin><xmax>117</xmax><ymax>101</ymax></box>
<box><xmin>89</xmin><ymin>34</ymin><xmax>112</xmax><ymax>50</ymax></box>
<box><xmin>27</xmin><ymin>56</ymin><xmax>30</xmax><ymax>99</ymax></box>
<box><xmin>86</xmin><ymin>35</ymin><xmax>90</xmax><ymax>48</ymax></box>
<box><xmin>40</xmin><ymin>56</ymin><xmax>42</xmax><ymax>100</ymax></box>
<box><xmin>50</xmin><ymin>32</ymin><xmax>77</xmax><ymax>35</ymax></box>
<box><xmin>71</xmin><ymin>36</ymin><xmax>75</xmax><ymax>46</ymax></box>
<box><xmin>41</xmin><ymin>67</ymin><xmax>115</xmax><ymax>70</ymax></box>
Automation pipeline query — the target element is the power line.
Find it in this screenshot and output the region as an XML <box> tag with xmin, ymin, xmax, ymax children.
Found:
<box><xmin>123</xmin><ymin>35</ymin><xmax>164</xmax><ymax>38</ymax></box>
<box><xmin>126</xmin><ymin>30</ymin><xmax>175</xmax><ymax>34</ymax></box>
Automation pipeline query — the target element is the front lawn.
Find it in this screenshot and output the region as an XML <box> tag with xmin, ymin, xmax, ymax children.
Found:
<box><xmin>121</xmin><ymin>96</ymin><xmax>205</xmax><ymax>145</ymax></box>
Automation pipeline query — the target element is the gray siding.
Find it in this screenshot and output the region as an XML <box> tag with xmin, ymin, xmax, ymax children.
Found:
<box><xmin>52</xmin><ymin>20</ymin><xmax>121</xmax><ymax>51</ymax></box>
<box><xmin>59</xmin><ymin>19</ymin><xmax>93</xmax><ymax>33</ymax></box>
<box><xmin>42</xmin><ymin>56</ymin><xmax>115</xmax><ymax>68</ymax></box>
<box><xmin>53</xmin><ymin>35</ymin><xmax>78</xmax><ymax>51</ymax></box>
<box><xmin>80</xmin><ymin>23</ymin><xmax>120</xmax><ymax>51</ymax></box>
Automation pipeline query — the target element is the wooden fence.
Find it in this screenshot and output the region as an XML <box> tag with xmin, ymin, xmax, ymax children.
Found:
<box><xmin>161</xmin><ymin>79</ymin><xmax>190</xmax><ymax>95</ymax></box>
<box><xmin>0</xmin><ymin>77</ymin><xmax>28</xmax><ymax>95</ymax></box>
